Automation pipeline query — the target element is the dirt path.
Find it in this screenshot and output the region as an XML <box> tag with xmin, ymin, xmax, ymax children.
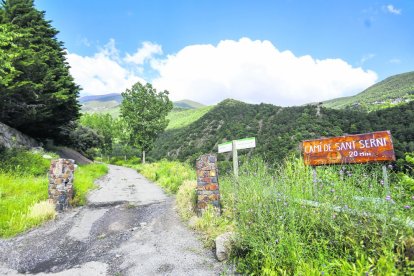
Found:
<box><xmin>0</xmin><ymin>165</ymin><xmax>225</xmax><ymax>275</ymax></box>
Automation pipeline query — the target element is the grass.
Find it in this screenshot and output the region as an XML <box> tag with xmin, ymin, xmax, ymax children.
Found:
<box><xmin>71</xmin><ymin>163</ymin><xmax>108</xmax><ymax>206</ymax></box>
<box><xmin>137</xmin><ymin>155</ymin><xmax>414</xmax><ymax>274</ymax></box>
<box><xmin>0</xmin><ymin>148</ymin><xmax>108</xmax><ymax>238</ymax></box>
<box><xmin>223</xmin><ymin>156</ymin><xmax>414</xmax><ymax>275</ymax></box>
<box><xmin>136</xmin><ymin>160</ymin><xmax>195</xmax><ymax>193</ymax></box>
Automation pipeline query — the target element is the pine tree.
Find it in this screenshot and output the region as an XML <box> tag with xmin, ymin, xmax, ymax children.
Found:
<box><xmin>0</xmin><ymin>0</ymin><xmax>80</xmax><ymax>139</ymax></box>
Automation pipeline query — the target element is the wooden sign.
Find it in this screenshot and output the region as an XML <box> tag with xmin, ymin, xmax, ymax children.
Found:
<box><xmin>303</xmin><ymin>131</ymin><xmax>395</xmax><ymax>166</ymax></box>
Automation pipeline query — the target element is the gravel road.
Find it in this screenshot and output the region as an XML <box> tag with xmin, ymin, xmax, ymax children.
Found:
<box><xmin>0</xmin><ymin>165</ymin><xmax>225</xmax><ymax>275</ymax></box>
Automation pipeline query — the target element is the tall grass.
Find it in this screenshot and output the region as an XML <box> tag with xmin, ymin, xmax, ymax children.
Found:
<box><xmin>137</xmin><ymin>160</ymin><xmax>195</xmax><ymax>193</ymax></box>
<box><xmin>136</xmin><ymin>156</ymin><xmax>414</xmax><ymax>274</ymax></box>
<box><xmin>224</xmin><ymin>157</ymin><xmax>414</xmax><ymax>275</ymax></box>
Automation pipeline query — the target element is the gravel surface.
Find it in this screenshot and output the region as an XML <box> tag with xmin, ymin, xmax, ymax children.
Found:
<box><xmin>0</xmin><ymin>165</ymin><xmax>225</xmax><ymax>275</ymax></box>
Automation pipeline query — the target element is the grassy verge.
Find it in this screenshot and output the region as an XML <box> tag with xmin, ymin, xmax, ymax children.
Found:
<box><xmin>137</xmin><ymin>155</ymin><xmax>414</xmax><ymax>274</ymax></box>
<box><xmin>136</xmin><ymin>159</ymin><xmax>233</xmax><ymax>246</ymax></box>
<box><xmin>71</xmin><ymin>163</ymin><xmax>108</xmax><ymax>206</ymax></box>
<box><xmin>136</xmin><ymin>160</ymin><xmax>196</xmax><ymax>194</ymax></box>
<box><xmin>0</xmin><ymin>148</ymin><xmax>107</xmax><ymax>238</ymax></box>
<box><xmin>225</xmin><ymin>157</ymin><xmax>414</xmax><ymax>275</ymax></box>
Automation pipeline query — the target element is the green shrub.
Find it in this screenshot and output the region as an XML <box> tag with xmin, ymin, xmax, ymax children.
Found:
<box><xmin>0</xmin><ymin>148</ymin><xmax>54</xmax><ymax>176</ymax></box>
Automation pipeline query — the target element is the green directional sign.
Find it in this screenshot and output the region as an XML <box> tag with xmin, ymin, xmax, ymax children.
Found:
<box><xmin>218</xmin><ymin>137</ymin><xmax>256</xmax><ymax>153</ymax></box>
<box><xmin>218</xmin><ymin>137</ymin><xmax>256</xmax><ymax>177</ymax></box>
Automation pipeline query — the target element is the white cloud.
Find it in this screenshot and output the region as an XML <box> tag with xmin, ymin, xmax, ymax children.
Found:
<box><xmin>124</xmin><ymin>41</ymin><xmax>163</xmax><ymax>65</ymax></box>
<box><xmin>67</xmin><ymin>39</ymin><xmax>145</xmax><ymax>96</ymax></box>
<box><xmin>385</xmin><ymin>4</ymin><xmax>401</xmax><ymax>15</ymax></box>
<box><xmin>152</xmin><ymin>38</ymin><xmax>378</xmax><ymax>106</ymax></box>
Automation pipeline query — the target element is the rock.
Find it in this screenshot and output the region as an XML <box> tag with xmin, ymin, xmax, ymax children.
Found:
<box><xmin>215</xmin><ymin>232</ymin><xmax>235</xmax><ymax>262</ymax></box>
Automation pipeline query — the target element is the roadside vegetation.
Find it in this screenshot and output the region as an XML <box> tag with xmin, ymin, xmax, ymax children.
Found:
<box><xmin>0</xmin><ymin>148</ymin><xmax>107</xmax><ymax>238</ymax></box>
<box><xmin>137</xmin><ymin>153</ymin><xmax>414</xmax><ymax>275</ymax></box>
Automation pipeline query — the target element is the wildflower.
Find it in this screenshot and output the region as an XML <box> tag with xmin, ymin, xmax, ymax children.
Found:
<box><xmin>332</xmin><ymin>213</ymin><xmax>336</xmax><ymax>219</ymax></box>
<box><xmin>321</xmin><ymin>272</ymin><xmax>325</xmax><ymax>275</ymax></box>
<box><xmin>380</xmin><ymin>180</ymin><xmax>384</xmax><ymax>186</ymax></box>
<box><xmin>388</xmin><ymin>164</ymin><xmax>393</xmax><ymax>169</ymax></box>
<box><xmin>330</xmin><ymin>189</ymin><xmax>335</xmax><ymax>193</ymax></box>
<box><xmin>412</xmin><ymin>196</ymin><xmax>414</xmax><ymax>200</ymax></box>
<box><xmin>385</xmin><ymin>195</ymin><xmax>391</xmax><ymax>201</ymax></box>
<box><xmin>404</xmin><ymin>205</ymin><xmax>411</xmax><ymax>209</ymax></box>
<box><xmin>275</xmin><ymin>239</ymin><xmax>279</xmax><ymax>244</ymax></box>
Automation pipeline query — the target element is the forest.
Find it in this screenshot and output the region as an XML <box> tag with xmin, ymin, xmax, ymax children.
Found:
<box><xmin>149</xmin><ymin>99</ymin><xmax>414</xmax><ymax>165</ymax></box>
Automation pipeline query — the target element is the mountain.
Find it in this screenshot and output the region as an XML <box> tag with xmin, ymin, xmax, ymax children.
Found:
<box><xmin>321</xmin><ymin>71</ymin><xmax>414</xmax><ymax>111</ymax></box>
<box><xmin>79</xmin><ymin>93</ymin><xmax>205</xmax><ymax>115</ymax></box>
<box><xmin>79</xmin><ymin>93</ymin><xmax>122</xmax><ymax>104</ymax></box>
<box><xmin>149</xmin><ymin>99</ymin><xmax>414</xmax><ymax>164</ymax></box>
<box><xmin>173</xmin><ymin>100</ymin><xmax>205</xmax><ymax>109</ymax></box>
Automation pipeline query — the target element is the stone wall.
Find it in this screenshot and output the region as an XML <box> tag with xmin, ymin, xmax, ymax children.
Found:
<box><xmin>196</xmin><ymin>154</ymin><xmax>221</xmax><ymax>215</ymax></box>
<box><xmin>0</xmin><ymin>122</ymin><xmax>40</xmax><ymax>149</ymax></box>
<box><xmin>48</xmin><ymin>159</ymin><xmax>75</xmax><ymax>211</ymax></box>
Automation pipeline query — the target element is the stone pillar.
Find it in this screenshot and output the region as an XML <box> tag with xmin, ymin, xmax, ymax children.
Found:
<box><xmin>48</xmin><ymin>159</ymin><xmax>75</xmax><ymax>211</ymax></box>
<box><xmin>196</xmin><ymin>154</ymin><xmax>220</xmax><ymax>215</ymax></box>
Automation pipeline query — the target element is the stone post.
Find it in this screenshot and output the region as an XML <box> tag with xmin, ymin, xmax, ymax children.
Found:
<box><xmin>48</xmin><ymin>159</ymin><xmax>75</xmax><ymax>211</ymax></box>
<box><xmin>196</xmin><ymin>154</ymin><xmax>220</xmax><ymax>215</ymax></box>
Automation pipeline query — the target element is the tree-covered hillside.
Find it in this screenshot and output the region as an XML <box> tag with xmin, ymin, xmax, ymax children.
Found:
<box><xmin>322</xmin><ymin>71</ymin><xmax>414</xmax><ymax>111</ymax></box>
<box><xmin>149</xmin><ymin>99</ymin><xmax>414</xmax><ymax>163</ymax></box>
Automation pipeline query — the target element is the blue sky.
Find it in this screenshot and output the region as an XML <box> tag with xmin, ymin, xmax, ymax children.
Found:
<box><xmin>36</xmin><ymin>0</ymin><xmax>413</xmax><ymax>105</ymax></box>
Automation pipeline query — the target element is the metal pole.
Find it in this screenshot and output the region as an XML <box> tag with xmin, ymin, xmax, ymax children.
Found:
<box><xmin>382</xmin><ymin>165</ymin><xmax>390</xmax><ymax>195</ymax></box>
<box><xmin>312</xmin><ymin>166</ymin><xmax>317</xmax><ymax>198</ymax></box>
<box><xmin>232</xmin><ymin>140</ymin><xmax>238</xmax><ymax>178</ymax></box>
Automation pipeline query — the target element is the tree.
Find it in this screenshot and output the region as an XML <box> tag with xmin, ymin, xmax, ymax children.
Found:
<box><xmin>121</xmin><ymin>82</ymin><xmax>173</xmax><ymax>163</ymax></box>
<box><xmin>0</xmin><ymin>0</ymin><xmax>80</xmax><ymax>139</ymax></box>
<box><xmin>80</xmin><ymin>113</ymin><xmax>115</xmax><ymax>156</ymax></box>
<box><xmin>0</xmin><ymin>24</ymin><xmax>19</xmax><ymax>86</ymax></box>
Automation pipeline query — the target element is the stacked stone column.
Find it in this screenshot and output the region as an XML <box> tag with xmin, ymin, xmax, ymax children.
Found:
<box><xmin>196</xmin><ymin>154</ymin><xmax>220</xmax><ymax>215</ymax></box>
<box><xmin>48</xmin><ymin>159</ymin><xmax>75</xmax><ymax>211</ymax></box>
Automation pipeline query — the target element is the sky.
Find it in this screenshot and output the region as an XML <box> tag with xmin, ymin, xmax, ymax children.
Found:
<box><xmin>35</xmin><ymin>0</ymin><xmax>414</xmax><ymax>106</ymax></box>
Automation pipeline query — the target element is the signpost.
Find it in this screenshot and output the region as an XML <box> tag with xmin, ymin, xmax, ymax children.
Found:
<box><xmin>303</xmin><ymin>131</ymin><xmax>396</xmax><ymax>196</ymax></box>
<box><xmin>218</xmin><ymin>137</ymin><xmax>256</xmax><ymax>177</ymax></box>
<box><xmin>302</xmin><ymin>131</ymin><xmax>395</xmax><ymax>166</ymax></box>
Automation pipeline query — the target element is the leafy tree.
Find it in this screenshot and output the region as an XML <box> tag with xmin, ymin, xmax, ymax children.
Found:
<box><xmin>121</xmin><ymin>82</ymin><xmax>173</xmax><ymax>163</ymax></box>
<box><xmin>80</xmin><ymin>113</ymin><xmax>115</xmax><ymax>156</ymax></box>
<box><xmin>0</xmin><ymin>0</ymin><xmax>80</xmax><ymax>139</ymax></box>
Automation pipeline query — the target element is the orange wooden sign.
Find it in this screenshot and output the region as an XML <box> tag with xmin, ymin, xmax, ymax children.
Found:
<box><xmin>303</xmin><ymin>131</ymin><xmax>395</xmax><ymax>166</ymax></box>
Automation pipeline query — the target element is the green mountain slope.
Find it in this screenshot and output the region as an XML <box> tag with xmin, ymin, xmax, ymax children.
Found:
<box><xmin>322</xmin><ymin>71</ymin><xmax>414</xmax><ymax>110</ymax></box>
<box><xmin>80</xmin><ymin>93</ymin><xmax>205</xmax><ymax>121</ymax></box>
<box><xmin>149</xmin><ymin>99</ymin><xmax>414</xmax><ymax>163</ymax></box>
<box><xmin>166</xmin><ymin>106</ymin><xmax>214</xmax><ymax>130</ymax></box>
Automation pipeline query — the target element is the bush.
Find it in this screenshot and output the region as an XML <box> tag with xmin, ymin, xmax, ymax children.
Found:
<box><xmin>0</xmin><ymin>148</ymin><xmax>53</xmax><ymax>176</ymax></box>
